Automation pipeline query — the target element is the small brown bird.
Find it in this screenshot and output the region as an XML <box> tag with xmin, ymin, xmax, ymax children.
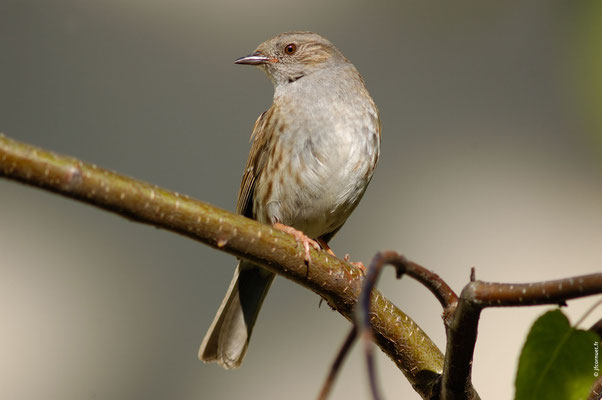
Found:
<box><xmin>199</xmin><ymin>31</ymin><xmax>381</xmax><ymax>369</ymax></box>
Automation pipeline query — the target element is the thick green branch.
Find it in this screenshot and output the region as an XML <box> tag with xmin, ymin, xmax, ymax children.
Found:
<box><xmin>0</xmin><ymin>133</ymin><xmax>444</xmax><ymax>399</ymax></box>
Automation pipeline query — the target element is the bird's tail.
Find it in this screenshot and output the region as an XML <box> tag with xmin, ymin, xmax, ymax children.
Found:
<box><xmin>199</xmin><ymin>261</ymin><xmax>275</xmax><ymax>369</ymax></box>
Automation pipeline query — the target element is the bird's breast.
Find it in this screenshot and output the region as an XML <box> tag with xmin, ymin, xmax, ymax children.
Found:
<box><xmin>253</xmin><ymin>84</ymin><xmax>379</xmax><ymax>238</ymax></box>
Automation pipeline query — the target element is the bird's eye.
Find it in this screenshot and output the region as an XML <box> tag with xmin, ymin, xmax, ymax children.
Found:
<box><xmin>284</xmin><ymin>43</ymin><xmax>297</xmax><ymax>55</ymax></box>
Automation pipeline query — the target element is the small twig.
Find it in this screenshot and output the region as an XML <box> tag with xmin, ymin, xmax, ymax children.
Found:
<box><xmin>400</xmin><ymin>257</ymin><xmax>459</xmax><ymax>310</ymax></box>
<box><xmin>397</xmin><ymin>256</ymin><xmax>459</xmax><ymax>327</ymax></box>
<box><xmin>316</xmin><ymin>326</ymin><xmax>357</xmax><ymax>400</ymax></box>
<box><xmin>590</xmin><ymin>317</ymin><xmax>602</xmax><ymax>340</ymax></box>
<box><xmin>576</xmin><ymin>298</ymin><xmax>602</xmax><ymax>328</ymax></box>
<box><xmin>357</xmin><ymin>251</ymin><xmax>460</xmax><ymax>400</ymax></box>
<box><xmin>358</xmin><ymin>253</ymin><xmax>397</xmax><ymax>400</ymax></box>
<box><xmin>442</xmin><ymin>274</ymin><xmax>602</xmax><ymax>400</ymax></box>
<box><xmin>363</xmin><ymin>326</ymin><xmax>381</xmax><ymax>400</ymax></box>
<box><xmin>358</xmin><ymin>251</ymin><xmax>458</xmax><ymax>324</ymax></box>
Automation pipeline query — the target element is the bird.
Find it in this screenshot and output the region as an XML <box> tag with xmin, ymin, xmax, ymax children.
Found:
<box><xmin>199</xmin><ymin>31</ymin><xmax>381</xmax><ymax>369</ymax></box>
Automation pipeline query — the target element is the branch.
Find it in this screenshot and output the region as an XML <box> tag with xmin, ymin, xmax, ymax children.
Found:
<box><xmin>442</xmin><ymin>271</ymin><xmax>602</xmax><ymax>400</ymax></box>
<box><xmin>0</xmin><ymin>134</ymin><xmax>444</xmax><ymax>399</ymax></box>
<box><xmin>320</xmin><ymin>251</ymin><xmax>461</xmax><ymax>400</ymax></box>
<box><xmin>358</xmin><ymin>252</ymin><xmax>460</xmax><ymax>400</ymax></box>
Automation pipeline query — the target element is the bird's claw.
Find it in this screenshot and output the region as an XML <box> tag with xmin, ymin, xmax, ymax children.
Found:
<box><xmin>274</xmin><ymin>222</ymin><xmax>320</xmax><ymax>263</ymax></box>
<box><xmin>344</xmin><ymin>253</ymin><xmax>366</xmax><ymax>275</ymax></box>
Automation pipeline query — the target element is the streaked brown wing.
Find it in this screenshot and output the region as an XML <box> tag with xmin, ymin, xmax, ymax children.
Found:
<box><xmin>236</xmin><ymin>105</ymin><xmax>276</xmax><ymax>218</ymax></box>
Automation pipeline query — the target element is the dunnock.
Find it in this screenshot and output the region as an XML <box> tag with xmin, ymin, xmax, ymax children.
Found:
<box><xmin>199</xmin><ymin>31</ymin><xmax>381</xmax><ymax>369</ymax></box>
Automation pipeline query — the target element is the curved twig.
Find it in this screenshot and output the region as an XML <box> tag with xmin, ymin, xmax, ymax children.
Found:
<box><xmin>358</xmin><ymin>251</ymin><xmax>459</xmax><ymax>400</ymax></box>
<box><xmin>318</xmin><ymin>250</ymin><xmax>459</xmax><ymax>400</ymax></box>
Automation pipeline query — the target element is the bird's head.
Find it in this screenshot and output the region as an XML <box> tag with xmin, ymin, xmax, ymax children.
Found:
<box><xmin>234</xmin><ymin>31</ymin><xmax>347</xmax><ymax>86</ymax></box>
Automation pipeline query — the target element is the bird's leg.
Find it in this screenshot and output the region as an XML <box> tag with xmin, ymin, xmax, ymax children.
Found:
<box><xmin>316</xmin><ymin>238</ymin><xmax>336</xmax><ymax>257</ymax></box>
<box><xmin>319</xmin><ymin>238</ymin><xmax>365</xmax><ymax>275</ymax></box>
<box><xmin>272</xmin><ymin>224</ymin><xmax>364</xmax><ymax>274</ymax></box>
<box><xmin>273</xmin><ymin>222</ymin><xmax>320</xmax><ymax>263</ymax></box>
<box><xmin>320</xmin><ymin>239</ymin><xmax>365</xmax><ymax>277</ymax></box>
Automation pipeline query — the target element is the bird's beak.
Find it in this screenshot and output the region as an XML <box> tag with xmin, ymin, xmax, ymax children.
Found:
<box><xmin>234</xmin><ymin>51</ymin><xmax>278</xmax><ymax>65</ymax></box>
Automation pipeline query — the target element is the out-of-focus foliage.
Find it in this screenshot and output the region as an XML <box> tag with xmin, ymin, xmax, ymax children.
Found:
<box><xmin>573</xmin><ymin>0</ymin><xmax>602</xmax><ymax>157</ymax></box>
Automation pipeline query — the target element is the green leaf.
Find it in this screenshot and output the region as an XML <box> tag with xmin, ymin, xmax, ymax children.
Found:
<box><xmin>515</xmin><ymin>309</ymin><xmax>600</xmax><ymax>400</ymax></box>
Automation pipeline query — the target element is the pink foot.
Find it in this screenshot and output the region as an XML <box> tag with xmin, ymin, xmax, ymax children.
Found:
<box><xmin>344</xmin><ymin>254</ymin><xmax>366</xmax><ymax>274</ymax></box>
<box><xmin>274</xmin><ymin>223</ymin><xmax>320</xmax><ymax>263</ymax></box>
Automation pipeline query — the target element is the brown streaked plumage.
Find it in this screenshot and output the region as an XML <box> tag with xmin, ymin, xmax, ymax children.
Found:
<box><xmin>199</xmin><ymin>31</ymin><xmax>381</xmax><ymax>369</ymax></box>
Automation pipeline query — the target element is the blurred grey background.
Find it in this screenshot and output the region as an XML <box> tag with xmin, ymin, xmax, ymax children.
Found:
<box><xmin>1</xmin><ymin>1</ymin><xmax>601</xmax><ymax>399</ymax></box>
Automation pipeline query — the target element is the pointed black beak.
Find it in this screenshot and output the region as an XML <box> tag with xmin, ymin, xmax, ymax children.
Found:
<box><xmin>234</xmin><ymin>51</ymin><xmax>277</xmax><ymax>65</ymax></box>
